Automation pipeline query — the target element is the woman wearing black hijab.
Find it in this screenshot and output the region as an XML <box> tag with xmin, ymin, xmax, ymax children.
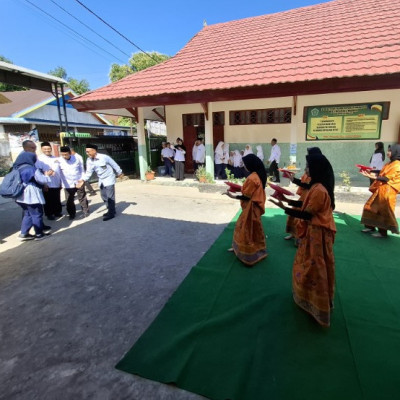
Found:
<box><xmin>370</xmin><ymin>142</ymin><xmax>385</xmax><ymax>169</ymax></box>
<box><xmin>225</xmin><ymin>154</ymin><xmax>267</xmax><ymax>266</ymax></box>
<box><xmin>174</xmin><ymin>138</ymin><xmax>186</xmax><ymax>181</ymax></box>
<box><xmin>270</xmin><ymin>154</ymin><xmax>336</xmax><ymax>327</ymax></box>
<box><xmin>360</xmin><ymin>143</ymin><xmax>400</xmax><ymax>238</ymax></box>
<box><xmin>369</xmin><ymin>142</ymin><xmax>385</xmax><ymax>185</ymax></box>
<box><xmin>284</xmin><ymin>147</ymin><xmax>325</xmax><ymax>240</ymax></box>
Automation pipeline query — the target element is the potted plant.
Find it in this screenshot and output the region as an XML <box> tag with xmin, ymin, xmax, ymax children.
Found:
<box><xmin>195</xmin><ymin>166</ymin><xmax>215</xmax><ymax>183</ymax></box>
<box><xmin>195</xmin><ymin>166</ymin><xmax>208</xmax><ymax>183</ymax></box>
<box><xmin>145</xmin><ymin>166</ymin><xmax>155</xmax><ymax>181</ymax></box>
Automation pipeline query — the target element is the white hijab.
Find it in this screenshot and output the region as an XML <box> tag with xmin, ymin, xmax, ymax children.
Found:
<box><xmin>256</xmin><ymin>145</ymin><xmax>264</xmax><ymax>161</ymax></box>
<box><xmin>233</xmin><ymin>150</ymin><xmax>242</xmax><ymax>167</ymax></box>
<box><xmin>215</xmin><ymin>141</ymin><xmax>224</xmax><ymax>156</ymax></box>
<box><xmin>243</xmin><ymin>144</ymin><xmax>253</xmax><ymax>156</ymax></box>
<box><xmin>223</xmin><ymin>143</ymin><xmax>230</xmax><ymax>163</ymax></box>
<box><xmin>214</xmin><ymin>141</ymin><xmax>224</xmax><ymax>164</ymax></box>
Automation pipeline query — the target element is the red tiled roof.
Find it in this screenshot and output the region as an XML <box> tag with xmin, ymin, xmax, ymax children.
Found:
<box><xmin>72</xmin><ymin>0</ymin><xmax>400</xmax><ymax>107</ymax></box>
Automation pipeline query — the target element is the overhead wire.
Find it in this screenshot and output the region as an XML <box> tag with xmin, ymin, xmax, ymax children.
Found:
<box><xmin>48</xmin><ymin>0</ymin><xmax>131</xmax><ymax>59</ymax></box>
<box><xmin>17</xmin><ymin>0</ymin><xmax>113</xmax><ymax>63</ymax></box>
<box><xmin>22</xmin><ymin>0</ymin><xmax>127</xmax><ymax>64</ymax></box>
<box><xmin>73</xmin><ymin>0</ymin><xmax>159</xmax><ymax>63</ymax></box>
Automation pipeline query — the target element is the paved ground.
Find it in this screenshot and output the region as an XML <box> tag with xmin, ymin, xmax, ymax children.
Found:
<box><xmin>0</xmin><ymin>177</ymin><xmax>398</xmax><ymax>400</ymax></box>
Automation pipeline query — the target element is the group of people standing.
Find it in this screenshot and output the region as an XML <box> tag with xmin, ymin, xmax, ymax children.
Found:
<box><xmin>9</xmin><ymin>136</ymin><xmax>400</xmax><ymax>326</ymax></box>
<box><xmin>216</xmin><ymin>138</ymin><xmax>281</xmax><ymax>181</ymax></box>
<box><xmin>360</xmin><ymin>142</ymin><xmax>400</xmax><ymax>238</ymax></box>
<box><xmin>225</xmin><ymin>148</ymin><xmax>336</xmax><ymax>327</ymax></box>
<box><xmin>12</xmin><ymin>140</ymin><xmax>124</xmax><ymax>241</ymax></box>
<box><xmin>161</xmin><ymin>137</ymin><xmax>281</xmax><ymax>182</ymax></box>
<box><xmin>161</xmin><ymin>138</ymin><xmax>206</xmax><ymax>181</ymax></box>
<box><xmin>224</xmin><ymin>140</ymin><xmax>400</xmax><ymax>327</ymax></box>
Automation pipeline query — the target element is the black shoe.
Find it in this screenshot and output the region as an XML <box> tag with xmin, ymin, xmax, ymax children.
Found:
<box><xmin>42</xmin><ymin>226</ymin><xmax>52</xmax><ymax>235</ymax></box>
<box><xmin>54</xmin><ymin>214</ymin><xmax>63</xmax><ymax>218</ymax></box>
<box><xmin>69</xmin><ymin>215</ymin><xmax>75</xmax><ymax>220</ymax></box>
<box><xmin>18</xmin><ymin>233</ymin><xmax>35</xmax><ymax>241</ymax></box>
<box><xmin>89</xmin><ymin>192</ymin><xmax>96</xmax><ymax>196</ymax></box>
<box><xmin>103</xmin><ymin>215</ymin><xmax>115</xmax><ymax>221</ymax></box>
<box><xmin>35</xmin><ymin>233</ymin><xmax>49</xmax><ymax>240</ymax></box>
<box><xmin>47</xmin><ymin>215</ymin><xmax>55</xmax><ymax>220</ymax></box>
<box><xmin>103</xmin><ymin>213</ymin><xmax>110</xmax><ymax>217</ymax></box>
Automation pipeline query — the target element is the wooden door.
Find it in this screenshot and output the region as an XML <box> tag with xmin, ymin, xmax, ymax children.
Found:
<box><xmin>213</xmin><ymin>112</ymin><xmax>225</xmax><ymax>149</ymax></box>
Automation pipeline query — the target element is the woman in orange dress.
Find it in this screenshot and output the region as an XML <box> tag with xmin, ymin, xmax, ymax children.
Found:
<box><xmin>284</xmin><ymin>147</ymin><xmax>321</xmax><ymax>241</ymax></box>
<box><xmin>226</xmin><ymin>154</ymin><xmax>267</xmax><ymax>266</ymax></box>
<box><xmin>270</xmin><ymin>154</ymin><xmax>336</xmax><ymax>327</ymax></box>
<box><xmin>360</xmin><ymin>143</ymin><xmax>400</xmax><ymax>238</ymax></box>
<box><xmin>285</xmin><ymin>171</ymin><xmax>311</xmax><ymax>240</ymax></box>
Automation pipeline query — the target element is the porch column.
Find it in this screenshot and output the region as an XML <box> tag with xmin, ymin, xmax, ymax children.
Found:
<box><xmin>204</xmin><ymin>102</ymin><xmax>214</xmax><ymax>177</ymax></box>
<box><xmin>290</xmin><ymin>96</ymin><xmax>298</xmax><ymax>166</ymax></box>
<box><xmin>136</xmin><ymin>107</ymin><xmax>148</xmax><ymax>180</ymax></box>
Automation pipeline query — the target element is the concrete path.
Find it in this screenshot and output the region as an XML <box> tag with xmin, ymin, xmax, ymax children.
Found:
<box><xmin>0</xmin><ymin>178</ymin><xmax>398</xmax><ymax>400</ymax></box>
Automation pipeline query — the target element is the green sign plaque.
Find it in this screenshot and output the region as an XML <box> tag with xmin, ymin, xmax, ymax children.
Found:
<box><xmin>306</xmin><ymin>103</ymin><xmax>383</xmax><ymax>140</ymax></box>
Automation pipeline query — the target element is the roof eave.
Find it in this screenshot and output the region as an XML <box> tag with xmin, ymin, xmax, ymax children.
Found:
<box><xmin>70</xmin><ymin>73</ymin><xmax>400</xmax><ymax>113</ymax></box>
<box><xmin>0</xmin><ymin>61</ymin><xmax>68</xmax><ymax>92</ymax></box>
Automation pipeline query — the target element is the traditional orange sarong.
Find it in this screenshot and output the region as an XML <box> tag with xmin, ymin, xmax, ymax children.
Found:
<box><xmin>286</xmin><ymin>173</ymin><xmax>311</xmax><ymax>236</ymax></box>
<box><xmin>292</xmin><ymin>183</ymin><xmax>336</xmax><ymax>327</ymax></box>
<box><xmin>232</xmin><ymin>172</ymin><xmax>267</xmax><ymax>266</ymax></box>
<box><xmin>361</xmin><ymin>160</ymin><xmax>400</xmax><ymax>234</ymax></box>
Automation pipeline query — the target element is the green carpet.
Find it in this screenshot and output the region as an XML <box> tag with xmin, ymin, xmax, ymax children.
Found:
<box><xmin>116</xmin><ymin>209</ymin><xmax>400</xmax><ymax>400</ymax></box>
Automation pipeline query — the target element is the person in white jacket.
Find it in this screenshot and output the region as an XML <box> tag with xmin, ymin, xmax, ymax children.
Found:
<box><xmin>267</xmin><ymin>138</ymin><xmax>281</xmax><ymax>182</ymax></box>
<box><xmin>256</xmin><ymin>145</ymin><xmax>264</xmax><ymax>162</ymax></box>
<box><xmin>193</xmin><ymin>138</ymin><xmax>205</xmax><ymax>172</ymax></box>
<box><xmin>214</xmin><ymin>141</ymin><xmax>225</xmax><ymax>179</ymax></box>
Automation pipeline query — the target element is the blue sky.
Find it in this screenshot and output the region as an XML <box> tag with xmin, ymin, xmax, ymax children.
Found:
<box><xmin>2</xmin><ymin>0</ymin><xmax>332</xmax><ymax>90</ymax></box>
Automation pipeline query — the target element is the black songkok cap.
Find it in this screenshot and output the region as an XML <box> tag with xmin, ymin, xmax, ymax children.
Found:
<box><xmin>85</xmin><ymin>143</ymin><xmax>98</xmax><ymax>150</ymax></box>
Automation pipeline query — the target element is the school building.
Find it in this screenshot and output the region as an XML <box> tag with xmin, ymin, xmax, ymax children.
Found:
<box><xmin>70</xmin><ymin>0</ymin><xmax>400</xmax><ymax>185</ymax></box>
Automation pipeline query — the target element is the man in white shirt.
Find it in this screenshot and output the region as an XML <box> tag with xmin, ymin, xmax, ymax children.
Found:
<box><xmin>78</xmin><ymin>143</ymin><xmax>124</xmax><ymax>221</ymax></box>
<box><xmin>70</xmin><ymin>147</ymin><xmax>96</xmax><ymax>196</ymax></box>
<box><xmin>267</xmin><ymin>138</ymin><xmax>281</xmax><ymax>182</ymax></box>
<box><xmin>59</xmin><ymin>146</ymin><xmax>90</xmax><ymax>219</ymax></box>
<box><xmin>194</xmin><ymin>138</ymin><xmax>206</xmax><ymax>172</ymax></box>
<box><xmin>161</xmin><ymin>142</ymin><xmax>174</xmax><ymax>177</ymax></box>
<box><xmin>35</xmin><ymin>141</ymin><xmax>62</xmax><ymax>220</ymax></box>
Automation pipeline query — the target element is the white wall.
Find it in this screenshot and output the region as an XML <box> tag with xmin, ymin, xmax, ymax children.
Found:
<box><xmin>212</xmin><ymin>97</ymin><xmax>292</xmax><ymax>143</ymax></box>
<box><xmin>165</xmin><ymin>103</ymin><xmax>203</xmax><ymax>140</ymax></box>
<box><xmin>164</xmin><ymin>89</ymin><xmax>400</xmax><ymax>145</ymax></box>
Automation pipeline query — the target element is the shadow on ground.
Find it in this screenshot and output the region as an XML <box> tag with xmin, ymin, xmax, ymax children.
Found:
<box><xmin>0</xmin><ymin>211</ymin><xmax>221</xmax><ymax>400</ymax></box>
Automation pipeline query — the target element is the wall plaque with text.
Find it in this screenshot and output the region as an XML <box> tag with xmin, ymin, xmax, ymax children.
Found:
<box><xmin>306</xmin><ymin>103</ymin><xmax>383</xmax><ymax>140</ymax></box>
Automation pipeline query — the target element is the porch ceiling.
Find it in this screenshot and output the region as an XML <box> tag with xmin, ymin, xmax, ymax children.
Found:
<box><xmin>88</xmin><ymin>105</ymin><xmax>166</xmax><ymax>122</ymax></box>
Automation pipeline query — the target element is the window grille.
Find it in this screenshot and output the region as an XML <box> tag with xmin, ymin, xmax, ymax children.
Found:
<box><xmin>229</xmin><ymin>108</ymin><xmax>291</xmax><ymax>125</ymax></box>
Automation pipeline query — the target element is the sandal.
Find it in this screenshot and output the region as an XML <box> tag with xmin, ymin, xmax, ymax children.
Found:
<box><xmin>361</xmin><ymin>228</ymin><xmax>375</xmax><ymax>233</ymax></box>
<box><xmin>371</xmin><ymin>232</ymin><xmax>387</xmax><ymax>238</ymax></box>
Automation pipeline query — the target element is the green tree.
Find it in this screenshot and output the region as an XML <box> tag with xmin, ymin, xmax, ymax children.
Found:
<box><xmin>109</xmin><ymin>64</ymin><xmax>134</xmax><ymax>83</ymax></box>
<box><xmin>67</xmin><ymin>78</ymin><xmax>90</xmax><ymax>95</ymax></box>
<box><xmin>48</xmin><ymin>66</ymin><xmax>90</xmax><ymax>95</ymax></box>
<box><xmin>0</xmin><ymin>55</ymin><xmax>27</xmax><ymax>92</ymax></box>
<box><xmin>109</xmin><ymin>51</ymin><xmax>170</xmax><ymax>82</ymax></box>
<box><xmin>48</xmin><ymin>66</ymin><xmax>68</xmax><ymax>80</ymax></box>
